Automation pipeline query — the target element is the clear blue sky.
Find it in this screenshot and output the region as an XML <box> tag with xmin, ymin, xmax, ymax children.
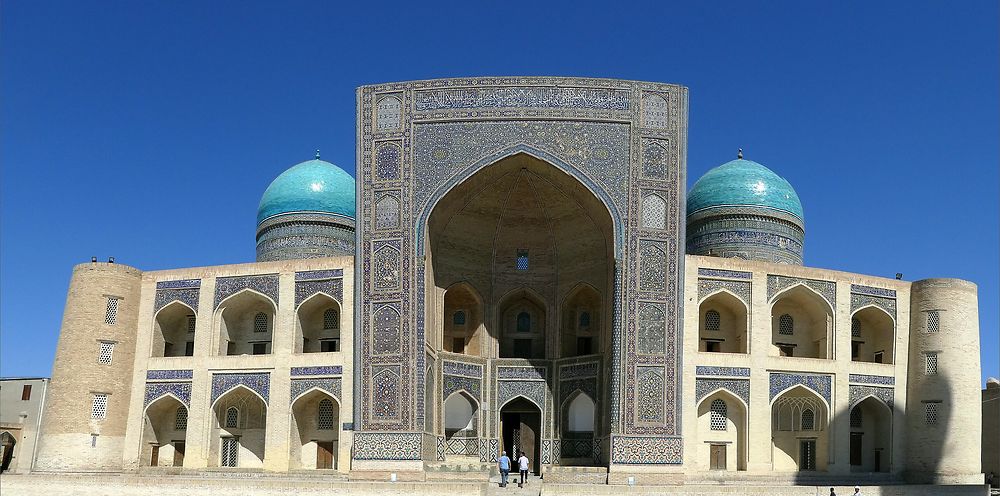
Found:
<box><xmin>1</xmin><ymin>1</ymin><xmax>996</xmax><ymax>384</ymax></box>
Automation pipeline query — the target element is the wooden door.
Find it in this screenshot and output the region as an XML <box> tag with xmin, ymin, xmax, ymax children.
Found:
<box><xmin>316</xmin><ymin>441</ymin><xmax>334</xmax><ymax>469</ymax></box>
<box><xmin>850</xmin><ymin>432</ymin><xmax>863</xmax><ymax>466</ymax></box>
<box><xmin>150</xmin><ymin>445</ymin><xmax>159</xmax><ymax>467</ymax></box>
<box><xmin>710</xmin><ymin>444</ymin><xmax>726</xmax><ymax>470</ymax></box>
<box><xmin>173</xmin><ymin>441</ymin><xmax>185</xmax><ymax>467</ymax></box>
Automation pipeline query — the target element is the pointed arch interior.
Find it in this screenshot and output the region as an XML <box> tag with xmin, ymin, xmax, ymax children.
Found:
<box><xmin>295</xmin><ymin>292</ymin><xmax>342</xmax><ymax>354</ymax></box>
<box><xmin>141</xmin><ymin>394</ymin><xmax>187</xmax><ymax>467</ymax></box>
<box><xmin>152</xmin><ymin>301</ymin><xmax>196</xmax><ymax>357</ymax></box>
<box><xmin>442</xmin><ymin>282</ymin><xmax>484</xmax><ymax>356</ymax></box>
<box><xmin>771</xmin><ymin>385</ymin><xmax>830</xmax><ymax>471</ymax></box>
<box><xmin>560</xmin><ymin>283</ymin><xmax>603</xmax><ymax>358</ymax></box>
<box><xmin>851</xmin><ymin>306</ymin><xmax>895</xmax><ymax>364</ymax></box>
<box><xmin>216</xmin><ymin>289</ymin><xmax>276</xmax><ymax>356</ymax></box>
<box><xmin>210</xmin><ymin>385</ymin><xmax>267</xmax><ymax>468</ymax></box>
<box><xmin>848</xmin><ymin>395</ymin><xmax>892</xmax><ymax>472</ymax></box>
<box><xmin>770</xmin><ymin>285</ymin><xmax>834</xmax><ymax>359</ymax></box>
<box><xmin>289</xmin><ymin>388</ymin><xmax>341</xmax><ymax>470</ymax></box>
<box><xmin>498</xmin><ymin>288</ymin><xmax>547</xmax><ymax>359</ymax></box>
<box><xmin>696</xmin><ymin>389</ymin><xmax>747</xmax><ymax>471</ymax></box>
<box><xmin>698</xmin><ymin>290</ymin><xmax>748</xmax><ymax>354</ymax></box>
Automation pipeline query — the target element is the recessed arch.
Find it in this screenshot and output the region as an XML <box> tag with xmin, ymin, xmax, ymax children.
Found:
<box><xmin>850</xmin><ymin>305</ymin><xmax>895</xmax><ymax>364</ymax></box>
<box><xmin>211</xmin><ymin>384</ymin><xmax>267</xmax><ymax>410</ymax></box>
<box><xmin>141</xmin><ymin>393</ymin><xmax>188</xmax><ymax>467</ymax></box>
<box><xmin>498</xmin><ymin>287</ymin><xmax>547</xmax><ymax>359</ymax></box>
<box><xmin>215</xmin><ymin>289</ymin><xmax>277</xmax><ymax>356</ymax></box>
<box><xmin>769</xmin><ymin>283</ymin><xmax>834</xmax><ymax>315</ymax></box>
<box><xmin>848</xmin><ymin>395</ymin><xmax>892</xmax><ymax>472</ymax></box>
<box><xmin>152</xmin><ymin>300</ymin><xmax>197</xmax><ymax>357</ymax></box>
<box><xmin>295</xmin><ymin>292</ymin><xmax>342</xmax><ymax>354</ymax></box>
<box><xmin>769</xmin><ymin>285</ymin><xmax>834</xmax><ymax>359</ymax></box>
<box><xmin>696</xmin><ymin>388</ymin><xmax>747</xmax><ymax>471</ymax></box>
<box><xmin>698</xmin><ymin>290</ymin><xmax>749</xmax><ymax>354</ymax></box>
<box><xmin>211</xmin><ymin>384</ymin><xmax>268</xmax><ymax>468</ymax></box>
<box><xmin>696</xmin><ymin>387</ymin><xmax>750</xmax><ymax>413</ymax></box>
<box><xmin>769</xmin><ymin>384</ymin><xmax>832</xmax><ymax>412</ymax></box>
<box><xmin>289</xmin><ymin>388</ymin><xmax>342</xmax><ymax>469</ymax></box>
<box><xmin>770</xmin><ymin>385</ymin><xmax>830</xmax><ymax>471</ymax></box>
<box><xmin>498</xmin><ymin>393</ymin><xmax>544</xmax><ymax>412</ymax></box>
<box><xmin>560</xmin><ymin>282</ymin><xmax>603</xmax><ymax>357</ymax></box>
<box><xmin>442</xmin><ymin>281</ymin><xmax>485</xmax><ymax>356</ymax></box>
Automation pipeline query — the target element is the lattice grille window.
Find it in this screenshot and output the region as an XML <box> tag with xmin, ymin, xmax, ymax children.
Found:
<box><xmin>225</xmin><ymin>407</ymin><xmax>239</xmax><ymax>429</ymax></box>
<box><xmin>925</xmin><ymin>352</ymin><xmax>938</xmax><ymax>375</ymax></box>
<box><xmin>98</xmin><ymin>341</ymin><xmax>114</xmax><ymax>364</ymax></box>
<box><xmin>927</xmin><ymin>310</ymin><xmax>940</xmax><ymax>333</ymax></box>
<box><xmin>323</xmin><ymin>308</ymin><xmax>338</xmax><ymax>330</ymax></box>
<box><xmin>516</xmin><ymin>250</ymin><xmax>529</xmax><ymax>271</ymax></box>
<box><xmin>221</xmin><ymin>438</ymin><xmax>239</xmax><ymax>467</ymax></box>
<box><xmin>710</xmin><ymin>399</ymin><xmax>727</xmax><ymax>431</ymax></box>
<box><xmin>778</xmin><ymin>314</ymin><xmax>794</xmax><ymax>335</ymax></box>
<box><xmin>175</xmin><ymin>407</ymin><xmax>188</xmax><ymax>430</ymax></box>
<box><xmin>92</xmin><ymin>394</ymin><xmax>108</xmax><ymax>419</ymax></box>
<box><xmin>318</xmin><ymin>399</ymin><xmax>335</xmax><ymax>430</ymax></box>
<box><xmin>187</xmin><ymin>315</ymin><xmax>196</xmax><ymax>333</ymax></box>
<box><xmin>850</xmin><ymin>406</ymin><xmax>862</xmax><ymax>428</ymax></box>
<box><xmin>705</xmin><ymin>310</ymin><xmax>721</xmax><ymax>331</ymax></box>
<box><xmin>851</xmin><ymin>318</ymin><xmax>861</xmax><ymax>338</ymax></box>
<box><xmin>801</xmin><ymin>409</ymin><xmax>815</xmax><ymax>430</ymax></box>
<box><xmin>105</xmin><ymin>298</ymin><xmax>120</xmax><ymax>325</ymax></box>
<box><xmin>453</xmin><ymin>311</ymin><xmax>466</xmax><ymax>326</ymax></box>
<box><xmin>253</xmin><ymin>312</ymin><xmax>268</xmax><ymax>333</ymax></box>
<box><xmin>925</xmin><ymin>403</ymin><xmax>939</xmax><ymax>425</ymax></box>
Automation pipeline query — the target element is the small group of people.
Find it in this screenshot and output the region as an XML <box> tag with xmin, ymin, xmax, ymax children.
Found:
<box><xmin>497</xmin><ymin>450</ymin><xmax>530</xmax><ymax>488</ymax></box>
<box><xmin>830</xmin><ymin>487</ymin><xmax>863</xmax><ymax>496</ymax></box>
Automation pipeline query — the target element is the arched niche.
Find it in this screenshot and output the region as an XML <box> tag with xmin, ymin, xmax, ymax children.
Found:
<box><xmin>851</xmin><ymin>306</ymin><xmax>895</xmax><ymax>364</ymax></box>
<box><xmin>696</xmin><ymin>390</ymin><xmax>747</xmax><ymax>471</ymax></box>
<box><xmin>296</xmin><ymin>293</ymin><xmax>341</xmax><ymax>354</ymax></box>
<box><xmin>770</xmin><ymin>286</ymin><xmax>834</xmax><ymax>359</ymax></box>
<box><xmin>289</xmin><ymin>389</ymin><xmax>340</xmax><ymax>470</ymax></box>
<box><xmin>216</xmin><ymin>290</ymin><xmax>275</xmax><ymax>356</ymax></box>
<box><xmin>560</xmin><ymin>284</ymin><xmax>602</xmax><ymax>358</ymax></box>
<box><xmin>498</xmin><ymin>288</ymin><xmax>547</xmax><ymax>359</ymax></box>
<box><xmin>771</xmin><ymin>385</ymin><xmax>829</xmax><ymax>471</ymax></box>
<box><xmin>210</xmin><ymin>386</ymin><xmax>267</xmax><ymax>468</ymax></box>
<box><xmin>442</xmin><ymin>283</ymin><xmax>484</xmax><ymax>356</ymax></box>
<box><xmin>152</xmin><ymin>301</ymin><xmax>196</xmax><ymax>357</ymax></box>
<box><xmin>141</xmin><ymin>395</ymin><xmax>188</xmax><ymax>467</ymax></box>
<box><xmin>848</xmin><ymin>396</ymin><xmax>892</xmax><ymax>472</ymax></box>
<box><xmin>559</xmin><ymin>391</ymin><xmax>597</xmax><ymax>465</ymax></box>
<box><xmin>698</xmin><ymin>291</ymin><xmax>748</xmax><ymax>354</ymax></box>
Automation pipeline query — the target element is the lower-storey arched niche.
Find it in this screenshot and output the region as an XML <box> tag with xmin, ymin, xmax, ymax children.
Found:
<box><xmin>140</xmin><ymin>395</ymin><xmax>189</xmax><ymax>467</ymax></box>
<box><xmin>209</xmin><ymin>387</ymin><xmax>267</xmax><ymax>468</ymax></box>
<box><xmin>559</xmin><ymin>391</ymin><xmax>597</xmax><ymax>465</ymax></box>
<box><xmin>443</xmin><ymin>390</ymin><xmax>479</xmax><ymax>459</ymax></box>
<box><xmin>849</xmin><ymin>396</ymin><xmax>892</xmax><ymax>472</ymax></box>
<box><xmin>289</xmin><ymin>389</ymin><xmax>340</xmax><ymax>470</ymax></box>
<box><xmin>771</xmin><ymin>385</ymin><xmax>829</xmax><ymax>471</ymax></box>
<box><xmin>696</xmin><ymin>390</ymin><xmax>746</xmax><ymax>471</ymax></box>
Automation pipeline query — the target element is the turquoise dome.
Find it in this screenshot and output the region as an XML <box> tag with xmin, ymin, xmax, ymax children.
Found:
<box><xmin>257</xmin><ymin>158</ymin><xmax>356</xmax><ymax>225</ymax></box>
<box><xmin>687</xmin><ymin>158</ymin><xmax>803</xmax><ymax>221</ymax></box>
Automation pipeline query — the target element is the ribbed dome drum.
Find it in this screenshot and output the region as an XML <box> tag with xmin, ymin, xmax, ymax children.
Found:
<box><xmin>686</xmin><ymin>154</ymin><xmax>805</xmax><ymax>264</ymax></box>
<box><xmin>255</xmin><ymin>155</ymin><xmax>356</xmax><ymax>262</ymax></box>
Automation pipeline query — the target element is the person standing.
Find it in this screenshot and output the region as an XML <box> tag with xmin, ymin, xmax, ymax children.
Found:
<box><xmin>852</xmin><ymin>486</ymin><xmax>862</xmax><ymax>496</ymax></box>
<box><xmin>498</xmin><ymin>451</ymin><xmax>511</xmax><ymax>488</ymax></box>
<box><xmin>518</xmin><ymin>451</ymin><xmax>530</xmax><ymax>486</ymax></box>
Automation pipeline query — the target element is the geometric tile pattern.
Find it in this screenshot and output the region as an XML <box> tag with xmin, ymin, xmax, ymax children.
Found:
<box><xmin>442</xmin><ymin>361</ymin><xmax>483</xmax><ymax>378</ymax></box>
<box><xmin>848</xmin><ymin>374</ymin><xmax>895</xmax><ymax>386</ymax></box>
<box><xmin>767</xmin><ymin>275</ymin><xmax>836</xmax><ymax>310</ymax></box>
<box><xmin>850</xmin><ymin>293</ymin><xmax>897</xmax><ymax>319</ymax></box>
<box><xmin>211</xmin><ymin>372</ymin><xmax>270</xmax><ymax>404</ymax></box>
<box><xmin>143</xmin><ymin>382</ymin><xmax>191</xmax><ymax>408</ymax></box>
<box><xmin>154</xmin><ymin>286</ymin><xmax>200</xmax><ymax>314</ymax></box>
<box><xmin>697</xmin><ymin>268</ymin><xmax>752</xmax><ymax>280</ymax></box>
<box><xmin>353</xmin><ymin>432</ymin><xmax>423</xmax><ymax>460</ymax></box>
<box><xmin>559</xmin><ymin>361</ymin><xmax>599</xmax><ymax>380</ymax></box>
<box><xmin>295</xmin><ymin>273</ymin><xmax>344</xmax><ymax>307</ymax></box>
<box><xmin>695</xmin><ymin>378</ymin><xmax>750</xmax><ymax>406</ymax></box>
<box><xmin>146</xmin><ymin>369</ymin><xmax>193</xmax><ymax>381</ymax></box>
<box><xmin>695</xmin><ymin>366</ymin><xmax>750</xmax><ymax>377</ymax></box>
<box><xmin>559</xmin><ymin>377</ymin><xmax>598</xmax><ymax>407</ymax></box>
<box><xmin>290</xmin><ymin>366</ymin><xmax>343</xmax><ymax>377</ymax></box>
<box><xmin>769</xmin><ymin>372</ymin><xmax>832</xmax><ymax>404</ymax></box>
<box><xmin>443</xmin><ymin>375</ymin><xmax>481</xmax><ymax>400</ymax></box>
<box><xmin>849</xmin><ymin>384</ymin><xmax>894</xmax><ymax>409</ymax></box>
<box><xmin>850</xmin><ymin>284</ymin><xmax>896</xmax><ymax>298</ymax></box>
<box><xmin>214</xmin><ymin>274</ymin><xmax>279</xmax><ymax>308</ymax></box>
<box><xmin>156</xmin><ymin>279</ymin><xmax>202</xmax><ymax>289</ymax></box>
<box><xmin>697</xmin><ymin>278</ymin><xmax>751</xmax><ymax>305</ymax></box>
<box><xmin>497</xmin><ymin>381</ymin><xmax>546</xmax><ymax>410</ymax></box>
<box><xmin>610</xmin><ymin>436</ymin><xmax>683</xmax><ymax>464</ymax></box>
<box><xmin>290</xmin><ymin>377</ymin><xmax>342</xmax><ymax>404</ymax></box>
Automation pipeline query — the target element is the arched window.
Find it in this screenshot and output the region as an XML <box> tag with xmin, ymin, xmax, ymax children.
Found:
<box><xmin>705</xmin><ymin>310</ymin><xmax>721</xmax><ymax>331</ymax></box>
<box><xmin>850</xmin><ymin>406</ymin><xmax>862</xmax><ymax>428</ymax></box>
<box><xmin>323</xmin><ymin>308</ymin><xmax>338</xmax><ymax>330</ymax></box>
<box><xmin>253</xmin><ymin>312</ymin><xmax>268</xmax><ymax>333</ymax></box>
<box><xmin>579</xmin><ymin>312</ymin><xmax>590</xmax><ymax>328</ymax></box>
<box><xmin>453</xmin><ymin>311</ymin><xmax>466</xmax><ymax>326</ymax></box>
<box><xmin>778</xmin><ymin>314</ymin><xmax>794</xmax><ymax>335</ymax></box>
<box><xmin>225</xmin><ymin>407</ymin><xmax>239</xmax><ymax>429</ymax></box>
<box><xmin>801</xmin><ymin>408</ymin><xmax>815</xmax><ymax>430</ymax></box>
<box><xmin>175</xmin><ymin>406</ymin><xmax>188</xmax><ymax>431</ymax></box>
<box><xmin>710</xmin><ymin>399</ymin><xmax>727</xmax><ymax>431</ymax></box>
<box><xmin>517</xmin><ymin>312</ymin><xmax>531</xmax><ymax>332</ymax></box>
<box><xmin>318</xmin><ymin>399</ymin><xmax>335</xmax><ymax>430</ymax></box>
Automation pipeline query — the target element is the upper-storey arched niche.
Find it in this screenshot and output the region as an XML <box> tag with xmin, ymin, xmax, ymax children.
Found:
<box><xmin>687</xmin><ymin>151</ymin><xmax>805</xmax><ymax>265</ymax></box>
<box><xmin>255</xmin><ymin>153</ymin><xmax>356</xmax><ymax>261</ymax></box>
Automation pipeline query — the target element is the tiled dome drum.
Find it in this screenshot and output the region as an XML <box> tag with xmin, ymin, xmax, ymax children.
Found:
<box><xmin>255</xmin><ymin>156</ymin><xmax>356</xmax><ymax>261</ymax></box>
<box><xmin>686</xmin><ymin>155</ymin><xmax>805</xmax><ymax>265</ymax></box>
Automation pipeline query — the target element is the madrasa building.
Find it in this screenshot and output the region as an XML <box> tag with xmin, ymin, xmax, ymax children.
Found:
<box><xmin>29</xmin><ymin>77</ymin><xmax>984</xmax><ymax>486</ymax></box>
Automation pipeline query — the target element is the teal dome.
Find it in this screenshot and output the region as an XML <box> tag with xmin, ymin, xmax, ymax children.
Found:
<box><xmin>687</xmin><ymin>158</ymin><xmax>804</xmax><ymax>221</ymax></box>
<box><xmin>257</xmin><ymin>158</ymin><xmax>356</xmax><ymax>225</ymax></box>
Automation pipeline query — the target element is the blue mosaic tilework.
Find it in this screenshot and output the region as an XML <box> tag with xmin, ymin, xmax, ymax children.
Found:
<box><xmin>443</xmin><ymin>375</ymin><xmax>481</xmax><ymax>399</ymax></box>
<box><xmin>146</xmin><ymin>369</ymin><xmax>193</xmax><ymax>381</ymax></box>
<box><xmin>436</xmin><ymin>436</ymin><xmax>446</xmax><ymax>461</ymax></box>
<box><xmin>154</xmin><ymin>287</ymin><xmax>200</xmax><ymax>314</ymax></box>
<box><xmin>497</xmin><ymin>366</ymin><xmax>547</xmax><ymax>381</ymax></box>
<box><xmin>442</xmin><ymin>361</ymin><xmax>483</xmax><ymax>378</ymax></box>
<box><xmin>560</xmin><ymin>361</ymin><xmax>599</xmax><ymax>380</ymax></box>
<box><xmin>697</xmin><ymin>268</ymin><xmax>752</xmax><ymax>280</ymax></box>
<box><xmin>559</xmin><ymin>377</ymin><xmax>598</xmax><ymax>407</ymax></box>
<box><xmin>211</xmin><ymin>372</ymin><xmax>270</xmax><ymax>404</ymax></box>
<box><xmin>695</xmin><ymin>366</ymin><xmax>750</xmax><ymax>377</ymax></box>
<box><xmin>342</xmin><ymin>422</ymin><xmax>353</xmax><ymax>431</ymax></box>
<box><xmin>497</xmin><ymin>381</ymin><xmax>547</xmax><ymax>410</ymax></box>
<box><xmin>851</xmin><ymin>284</ymin><xmax>896</xmax><ymax>298</ymax></box>
<box><xmin>769</xmin><ymin>372</ymin><xmax>832</xmax><ymax>404</ymax></box>
<box><xmin>635</xmin><ymin>367</ymin><xmax>665</xmax><ymax>423</ymax></box>
<box><xmin>295</xmin><ymin>269</ymin><xmax>344</xmax><ymax>281</ymax></box>
<box><xmin>849</xmin><ymin>384</ymin><xmax>894</xmax><ymax>409</ymax></box>
<box><xmin>851</xmin><ymin>293</ymin><xmax>897</xmax><ymax>318</ymax></box>
<box><xmin>849</xmin><ymin>374</ymin><xmax>895</xmax><ymax>386</ymax></box>
<box><xmin>156</xmin><ymin>279</ymin><xmax>201</xmax><ymax>289</ymax></box>
<box><xmin>610</xmin><ymin>436</ymin><xmax>683</xmax><ymax>464</ymax></box>
<box><xmin>697</xmin><ymin>278</ymin><xmax>751</xmax><ymax>305</ymax></box>
<box><xmin>541</xmin><ymin>439</ymin><xmax>552</xmax><ymax>464</ymax></box>
<box><xmin>695</xmin><ymin>378</ymin><xmax>750</xmax><ymax>406</ymax></box>
<box><xmin>353</xmin><ymin>432</ymin><xmax>423</xmax><ymax>460</ymax></box>
<box><xmin>295</xmin><ymin>277</ymin><xmax>344</xmax><ymax>307</ymax></box>
<box><xmin>290</xmin><ymin>377</ymin><xmax>342</xmax><ymax>404</ymax></box>
<box><xmin>144</xmin><ymin>382</ymin><xmax>191</xmax><ymax>407</ymax></box>
<box><xmin>290</xmin><ymin>366</ymin><xmax>343</xmax><ymax>377</ymax></box>
<box><xmin>413</xmin><ymin>86</ymin><xmax>631</xmax><ymax>112</ymax></box>
<box><xmin>767</xmin><ymin>275</ymin><xmax>836</xmax><ymax>310</ymax></box>
<box><xmin>371</xmin><ymin>365</ymin><xmax>401</xmax><ymax>421</ymax></box>
<box><xmin>214</xmin><ymin>274</ymin><xmax>279</xmax><ymax>308</ymax></box>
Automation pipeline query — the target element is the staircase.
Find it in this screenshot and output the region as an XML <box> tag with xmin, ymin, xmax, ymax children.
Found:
<box><xmin>486</xmin><ymin>474</ymin><xmax>542</xmax><ymax>496</ymax></box>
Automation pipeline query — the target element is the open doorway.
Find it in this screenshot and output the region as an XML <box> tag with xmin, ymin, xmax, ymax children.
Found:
<box><xmin>500</xmin><ymin>397</ymin><xmax>541</xmax><ymax>475</ymax></box>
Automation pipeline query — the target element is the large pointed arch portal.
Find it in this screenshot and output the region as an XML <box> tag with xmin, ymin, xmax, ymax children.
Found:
<box><xmin>354</xmin><ymin>77</ymin><xmax>688</xmax><ymax>471</ymax></box>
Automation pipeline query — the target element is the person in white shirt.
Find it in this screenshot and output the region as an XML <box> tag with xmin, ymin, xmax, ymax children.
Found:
<box><xmin>517</xmin><ymin>451</ymin><xmax>530</xmax><ymax>485</ymax></box>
